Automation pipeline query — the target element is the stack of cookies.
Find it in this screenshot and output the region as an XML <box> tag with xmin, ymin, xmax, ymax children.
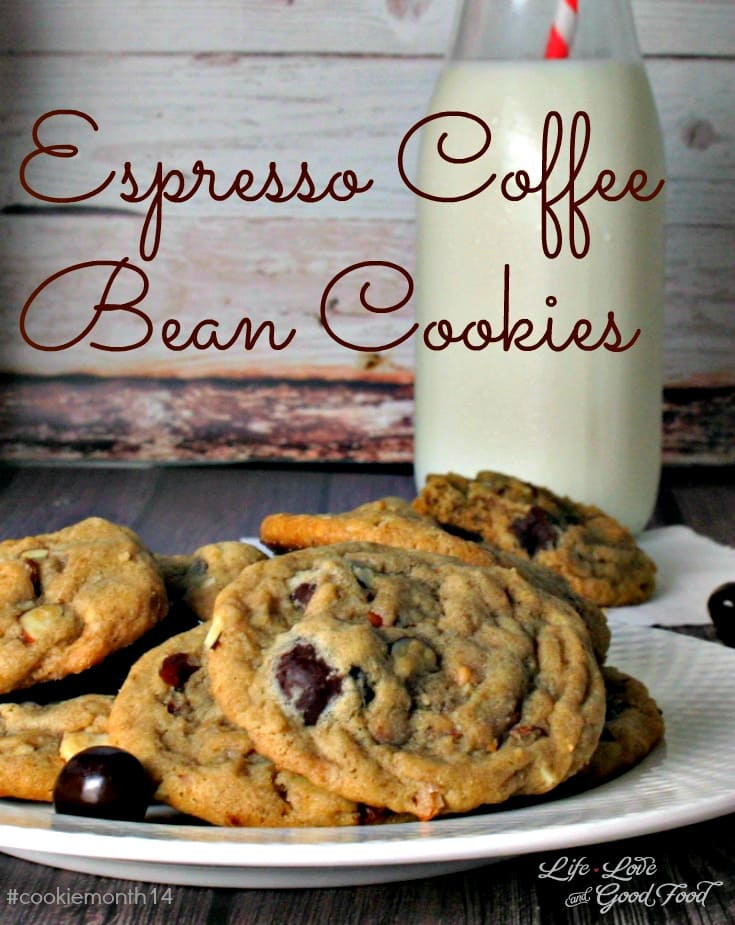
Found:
<box><xmin>0</xmin><ymin>471</ymin><xmax>664</xmax><ymax>826</ymax></box>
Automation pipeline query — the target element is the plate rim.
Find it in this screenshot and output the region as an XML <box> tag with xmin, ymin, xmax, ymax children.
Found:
<box><xmin>0</xmin><ymin>623</ymin><xmax>733</xmax><ymax>875</ymax></box>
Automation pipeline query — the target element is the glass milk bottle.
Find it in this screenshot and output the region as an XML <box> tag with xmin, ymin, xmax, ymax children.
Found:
<box><xmin>413</xmin><ymin>0</ymin><xmax>666</xmax><ymax>533</ymax></box>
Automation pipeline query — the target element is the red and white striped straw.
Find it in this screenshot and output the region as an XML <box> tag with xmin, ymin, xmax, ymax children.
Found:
<box><xmin>545</xmin><ymin>0</ymin><xmax>578</xmax><ymax>59</ymax></box>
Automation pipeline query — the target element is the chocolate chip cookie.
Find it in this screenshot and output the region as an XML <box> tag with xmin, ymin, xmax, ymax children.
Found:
<box><xmin>0</xmin><ymin>694</ymin><xmax>112</xmax><ymax>801</ymax></box>
<box><xmin>156</xmin><ymin>541</ymin><xmax>266</xmax><ymax>621</ymax></box>
<box><xmin>0</xmin><ymin>518</ymin><xmax>168</xmax><ymax>693</ymax></box>
<box><xmin>207</xmin><ymin>543</ymin><xmax>605</xmax><ymax>819</ymax></box>
<box><xmin>260</xmin><ymin>498</ymin><xmax>610</xmax><ymax>663</ymax></box>
<box><xmin>108</xmin><ymin>625</ymin><xmax>363</xmax><ymax>826</ymax></box>
<box><xmin>574</xmin><ymin>666</ymin><xmax>664</xmax><ymax>787</ymax></box>
<box><xmin>413</xmin><ymin>472</ymin><xmax>656</xmax><ymax>606</ymax></box>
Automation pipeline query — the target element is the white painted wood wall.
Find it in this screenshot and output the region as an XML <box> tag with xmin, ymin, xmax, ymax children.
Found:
<box><xmin>0</xmin><ymin>0</ymin><xmax>732</xmax><ymax>460</ymax></box>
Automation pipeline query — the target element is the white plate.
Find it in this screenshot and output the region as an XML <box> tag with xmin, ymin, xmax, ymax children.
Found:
<box><xmin>1</xmin><ymin>623</ymin><xmax>733</xmax><ymax>888</ymax></box>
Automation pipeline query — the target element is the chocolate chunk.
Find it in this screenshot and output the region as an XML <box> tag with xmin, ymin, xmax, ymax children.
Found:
<box><xmin>510</xmin><ymin>506</ymin><xmax>559</xmax><ymax>556</ymax></box>
<box><xmin>605</xmin><ymin>694</ymin><xmax>627</xmax><ymax>722</ymax></box>
<box><xmin>24</xmin><ymin>558</ymin><xmax>43</xmax><ymax>597</ymax></box>
<box><xmin>438</xmin><ymin>523</ymin><xmax>484</xmax><ymax>544</ymax></box>
<box><xmin>159</xmin><ymin>652</ymin><xmax>200</xmax><ymax>691</ymax></box>
<box><xmin>276</xmin><ymin>643</ymin><xmax>343</xmax><ymax>726</ymax></box>
<box><xmin>359</xmin><ymin>804</ymin><xmax>390</xmax><ymax>825</ymax></box>
<box><xmin>289</xmin><ymin>582</ymin><xmax>316</xmax><ymax>609</ymax></box>
<box><xmin>349</xmin><ymin>666</ymin><xmax>375</xmax><ymax>706</ymax></box>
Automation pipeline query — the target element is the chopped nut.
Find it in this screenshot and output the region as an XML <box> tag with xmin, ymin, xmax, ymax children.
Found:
<box><xmin>390</xmin><ymin>637</ymin><xmax>439</xmax><ymax>679</ymax></box>
<box><xmin>412</xmin><ymin>784</ymin><xmax>445</xmax><ymax>821</ymax></box>
<box><xmin>204</xmin><ymin>617</ymin><xmax>222</xmax><ymax>650</ymax></box>
<box><xmin>456</xmin><ymin>665</ymin><xmax>473</xmax><ymax>685</ymax></box>
<box><xmin>21</xmin><ymin>548</ymin><xmax>49</xmax><ymax>560</ymax></box>
<box><xmin>59</xmin><ymin>731</ymin><xmax>109</xmax><ymax>762</ymax></box>
<box><xmin>367</xmin><ymin>611</ymin><xmax>384</xmax><ymax>628</ymax></box>
<box><xmin>351</xmin><ymin>565</ymin><xmax>375</xmax><ymax>590</ymax></box>
<box><xmin>19</xmin><ymin>603</ymin><xmax>70</xmax><ymax>644</ymax></box>
<box><xmin>535</xmin><ymin>760</ymin><xmax>557</xmax><ymax>789</ymax></box>
<box><xmin>0</xmin><ymin>739</ymin><xmax>35</xmax><ymax>756</ymax></box>
<box><xmin>509</xmin><ymin>724</ymin><xmax>547</xmax><ymax>742</ymax></box>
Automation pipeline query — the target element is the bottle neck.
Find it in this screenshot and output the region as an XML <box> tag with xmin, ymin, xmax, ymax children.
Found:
<box><xmin>449</xmin><ymin>0</ymin><xmax>642</xmax><ymax>62</ymax></box>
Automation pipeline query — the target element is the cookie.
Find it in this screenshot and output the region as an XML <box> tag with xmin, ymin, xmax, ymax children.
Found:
<box><xmin>108</xmin><ymin>625</ymin><xmax>363</xmax><ymax>826</ymax></box>
<box><xmin>207</xmin><ymin>543</ymin><xmax>605</xmax><ymax>819</ymax></box>
<box><xmin>0</xmin><ymin>517</ymin><xmax>168</xmax><ymax>693</ymax></box>
<box><xmin>413</xmin><ymin>472</ymin><xmax>656</xmax><ymax>606</ymax></box>
<box><xmin>260</xmin><ymin>498</ymin><xmax>610</xmax><ymax>663</ymax></box>
<box><xmin>0</xmin><ymin>694</ymin><xmax>112</xmax><ymax>801</ymax></box>
<box><xmin>156</xmin><ymin>541</ymin><xmax>266</xmax><ymax>621</ymax></box>
<box><xmin>261</xmin><ymin>497</ymin><xmax>501</xmax><ymax>565</ymax></box>
<box><xmin>574</xmin><ymin>666</ymin><xmax>664</xmax><ymax>787</ymax></box>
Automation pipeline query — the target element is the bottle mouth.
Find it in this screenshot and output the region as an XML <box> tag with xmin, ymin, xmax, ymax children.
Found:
<box><xmin>447</xmin><ymin>0</ymin><xmax>642</xmax><ymax>63</ymax></box>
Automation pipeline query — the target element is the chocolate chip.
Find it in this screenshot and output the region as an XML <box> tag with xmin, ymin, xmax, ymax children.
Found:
<box><xmin>188</xmin><ymin>558</ymin><xmax>208</xmax><ymax>577</ymax></box>
<box><xmin>159</xmin><ymin>653</ymin><xmax>200</xmax><ymax>691</ymax></box>
<box><xmin>349</xmin><ymin>666</ymin><xmax>375</xmax><ymax>706</ymax></box>
<box><xmin>438</xmin><ymin>523</ymin><xmax>484</xmax><ymax>544</ymax></box>
<box><xmin>510</xmin><ymin>506</ymin><xmax>559</xmax><ymax>556</ymax></box>
<box><xmin>276</xmin><ymin>643</ymin><xmax>343</xmax><ymax>726</ymax></box>
<box><xmin>24</xmin><ymin>559</ymin><xmax>42</xmax><ymax>597</ymax></box>
<box><xmin>289</xmin><ymin>582</ymin><xmax>316</xmax><ymax>609</ymax></box>
<box><xmin>272</xmin><ymin>775</ymin><xmax>290</xmax><ymax>803</ymax></box>
<box><xmin>359</xmin><ymin>804</ymin><xmax>389</xmax><ymax>825</ymax></box>
<box><xmin>605</xmin><ymin>695</ymin><xmax>627</xmax><ymax>722</ymax></box>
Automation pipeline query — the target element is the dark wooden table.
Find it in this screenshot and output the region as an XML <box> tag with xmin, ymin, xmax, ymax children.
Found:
<box><xmin>0</xmin><ymin>463</ymin><xmax>733</xmax><ymax>925</ymax></box>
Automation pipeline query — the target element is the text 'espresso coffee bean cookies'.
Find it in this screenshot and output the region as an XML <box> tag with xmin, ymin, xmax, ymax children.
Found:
<box><xmin>0</xmin><ymin>518</ymin><xmax>167</xmax><ymax>693</ymax></box>
<box><xmin>207</xmin><ymin>543</ymin><xmax>606</xmax><ymax>819</ymax></box>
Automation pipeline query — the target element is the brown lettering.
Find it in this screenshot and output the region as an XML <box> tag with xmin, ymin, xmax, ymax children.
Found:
<box><xmin>398</xmin><ymin>108</ymin><xmax>665</xmax><ymax>259</ymax></box>
<box><xmin>320</xmin><ymin>261</ymin><xmax>416</xmax><ymax>352</ymax></box>
<box><xmin>19</xmin><ymin>258</ymin><xmax>151</xmax><ymax>352</ymax></box>
<box><xmin>397</xmin><ymin>111</ymin><xmax>496</xmax><ymax>203</ymax></box>
<box><xmin>19</xmin><ymin>110</ymin><xmax>115</xmax><ymax>204</ymax></box>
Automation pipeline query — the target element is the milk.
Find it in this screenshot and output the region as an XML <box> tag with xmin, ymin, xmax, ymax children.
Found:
<box><xmin>413</xmin><ymin>60</ymin><xmax>666</xmax><ymax>533</ymax></box>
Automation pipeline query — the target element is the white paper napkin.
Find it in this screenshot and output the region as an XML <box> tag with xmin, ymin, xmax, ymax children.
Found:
<box><xmin>610</xmin><ymin>525</ymin><xmax>735</xmax><ymax>627</ymax></box>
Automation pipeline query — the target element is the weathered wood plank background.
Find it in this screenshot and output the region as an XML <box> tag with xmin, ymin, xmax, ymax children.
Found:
<box><xmin>0</xmin><ymin>0</ymin><xmax>733</xmax><ymax>463</ymax></box>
